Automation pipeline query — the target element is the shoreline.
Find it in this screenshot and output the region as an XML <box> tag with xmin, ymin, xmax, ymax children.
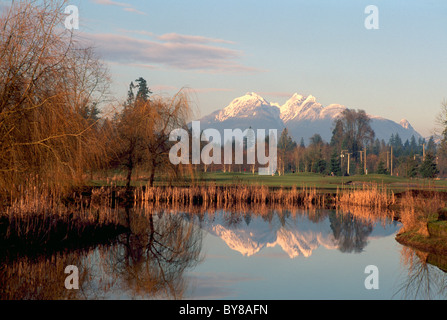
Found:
<box><xmin>1</xmin><ymin>184</ymin><xmax>447</xmax><ymax>263</ymax></box>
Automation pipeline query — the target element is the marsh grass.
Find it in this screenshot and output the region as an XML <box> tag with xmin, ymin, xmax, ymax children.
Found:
<box><xmin>135</xmin><ymin>184</ymin><xmax>333</xmax><ymax>207</ymax></box>
<box><xmin>335</xmin><ymin>183</ymin><xmax>395</xmax><ymax>208</ymax></box>
<box><xmin>1</xmin><ymin>180</ymin><xmax>445</xmax><ymax>249</ymax></box>
<box><xmin>397</xmin><ymin>191</ymin><xmax>447</xmax><ymax>236</ymax></box>
<box><xmin>0</xmin><ymin>184</ymin><xmax>127</xmax><ymax>250</ymax></box>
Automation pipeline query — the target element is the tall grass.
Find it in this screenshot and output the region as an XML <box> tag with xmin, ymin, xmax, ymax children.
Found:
<box><xmin>2</xmin><ymin>181</ymin><xmax>443</xmax><ymax>247</ymax></box>
<box><xmin>1</xmin><ymin>184</ymin><xmax>126</xmax><ymax>248</ymax></box>
<box><xmin>335</xmin><ymin>183</ymin><xmax>395</xmax><ymax>208</ymax></box>
<box><xmin>397</xmin><ymin>191</ymin><xmax>446</xmax><ymax>236</ymax></box>
<box><xmin>134</xmin><ymin>184</ymin><xmax>330</xmax><ymax>208</ymax></box>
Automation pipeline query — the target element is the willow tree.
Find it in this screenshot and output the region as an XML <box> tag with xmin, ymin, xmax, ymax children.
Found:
<box><xmin>0</xmin><ymin>0</ymin><xmax>110</xmax><ymax>196</ymax></box>
<box><xmin>116</xmin><ymin>81</ymin><xmax>192</xmax><ymax>188</ymax></box>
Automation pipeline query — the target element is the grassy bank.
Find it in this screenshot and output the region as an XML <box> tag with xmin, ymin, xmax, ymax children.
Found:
<box><xmin>89</xmin><ymin>171</ymin><xmax>447</xmax><ymax>192</ymax></box>
<box><xmin>396</xmin><ymin>218</ymin><xmax>447</xmax><ymax>256</ymax></box>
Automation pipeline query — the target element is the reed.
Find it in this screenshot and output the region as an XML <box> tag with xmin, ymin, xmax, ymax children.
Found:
<box><xmin>397</xmin><ymin>190</ymin><xmax>446</xmax><ymax>236</ymax></box>
<box><xmin>134</xmin><ymin>184</ymin><xmax>330</xmax><ymax>208</ymax></box>
<box><xmin>335</xmin><ymin>183</ymin><xmax>395</xmax><ymax>209</ymax></box>
<box><xmin>2</xmin><ymin>181</ymin><xmax>444</xmax><ymax>247</ymax></box>
<box><xmin>1</xmin><ymin>185</ymin><xmax>126</xmax><ymax>248</ymax></box>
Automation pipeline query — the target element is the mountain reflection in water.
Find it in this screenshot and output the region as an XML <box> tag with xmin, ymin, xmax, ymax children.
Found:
<box><xmin>194</xmin><ymin>209</ymin><xmax>397</xmax><ymax>258</ymax></box>
<box><xmin>1</xmin><ymin>206</ymin><xmax>446</xmax><ymax>300</ymax></box>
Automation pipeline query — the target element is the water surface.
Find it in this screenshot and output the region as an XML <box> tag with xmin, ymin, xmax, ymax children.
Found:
<box><xmin>1</xmin><ymin>207</ymin><xmax>446</xmax><ymax>300</ymax></box>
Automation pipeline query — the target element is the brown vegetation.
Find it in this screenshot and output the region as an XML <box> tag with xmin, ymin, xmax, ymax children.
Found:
<box><xmin>0</xmin><ymin>0</ymin><xmax>110</xmax><ymax>199</ymax></box>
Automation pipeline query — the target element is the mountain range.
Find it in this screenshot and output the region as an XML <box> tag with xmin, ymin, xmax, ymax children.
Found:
<box><xmin>198</xmin><ymin>92</ymin><xmax>422</xmax><ymax>145</ymax></box>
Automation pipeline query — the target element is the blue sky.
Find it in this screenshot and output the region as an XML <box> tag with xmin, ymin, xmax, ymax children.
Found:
<box><xmin>31</xmin><ymin>1</ymin><xmax>447</xmax><ymax>136</ymax></box>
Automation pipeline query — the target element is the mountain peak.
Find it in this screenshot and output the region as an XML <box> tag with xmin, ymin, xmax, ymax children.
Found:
<box><xmin>215</xmin><ymin>92</ymin><xmax>277</xmax><ymax>122</ymax></box>
<box><xmin>280</xmin><ymin>93</ymin><xmax>322</xmax><ymax>122</ymax></box>
<box><xmin>304</xmin><ymin>94</ymin><xmax>316</xmax><ymax>103</ymax></box>
<box><xmin>400</xmin><ymin>118</ymin><xmax>412</xmax><ymax>130</ymax></box>
<box><xmin>290</xmin><ymin>93</ymin><xmax>304</xmax><ymax>101</ymax></box>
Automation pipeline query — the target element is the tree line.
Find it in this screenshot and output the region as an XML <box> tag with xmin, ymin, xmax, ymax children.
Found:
<box><xmin>274</xmin><ymin>108</ymin><xmax>441</xmax><ymax>179</ymax></box>
<box><xmin>197</xmin><ymin>108</ymin><xmax>441</xmax><ymax>179</ymax></box>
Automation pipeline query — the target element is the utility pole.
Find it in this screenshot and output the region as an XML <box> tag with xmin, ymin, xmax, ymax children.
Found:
<box><xmin>347</xmin><ymin>152</ymin><xmax>351</xmax><ymax>175</ymax></box>
<box><xmin>386</xmin><ymin>151</ymin><xmax>390</xmax><ymax>172</ymax></box>
<box><xmin>364</xmin><ymin>147</ymin><xmax>367</xmax><ymax>175</ymax></box>
<box><xmin>340</xmin><ymin>150</ymin><xmax>350</xmax><ymax>174</ymax></box>
<box><xmin>390</xmin><ymin>146</ymin><xmax>393</xmax><ymax>176</ymax></box>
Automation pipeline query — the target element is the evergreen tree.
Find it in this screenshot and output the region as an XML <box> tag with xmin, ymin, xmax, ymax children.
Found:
<box><xmin>410</xmin><ymin>135</ymin><xmax>417</xmax><ymax>154</ymax></box>
<box><xmin>407</xmin><ymin>157</ymin><xmax>419</xmax><ymax>178</ymax></box>
<box><xmin>419</xmin><ymin>153</ymin><xmax>439</xmax><ymax>178</ymax></box>
<box><xmin>278</xmin><ymin>128</ymin><xmax>296</xmax><ymax>151</ymax></box>
<box><xmin>329</xmin><ymin>150</ymin><xmax>342</xmax><ymax>176</ymax></box>
<box><xmin>124</xmin><ymin>81</ymin><xmax>136</xmax><ymax>108</ymax></box>
<box><xmin>134</xmin><ymin>77</ymin><xmax>152</xmax><ymax>102</ymax></box>
<box><xmin>313</xmin><ymin>159</ymin><xmax>327</xmax><ymax>174</ymax></box>
<box><xmin>377</xmin><ymin>160</ymin><xmax>387</xmax><ymax>174</ymax></box>
<box><xmin>426</xmin><ymin>136</ymin><xmax>437</xmax><ymax>155</ymax></box>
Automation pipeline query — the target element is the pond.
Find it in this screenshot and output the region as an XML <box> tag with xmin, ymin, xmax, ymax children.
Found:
<box><xmin>1</xmin><ymin>207</ymin><xmax>446</xmax><ymax>300</ymax></box>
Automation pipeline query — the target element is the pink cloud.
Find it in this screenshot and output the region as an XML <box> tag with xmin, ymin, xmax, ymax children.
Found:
<box><xmin>92</xmin><ymin>0</ymin><xmax>147</xmax><ymax>15</ymax></box>
<box><xmin>156</xmin><ymin>33</ymin><xmax>235</xmax><ymax>45</ymax></box>
<box><xmin>92</xmin><ymin>0</ymin><xmax>129</xmax><ymax>7</ymax></box>
<box><xmin>84</xmin><ymin>32</ymin><xmax>261</xmax><ymax>73</ymax></box>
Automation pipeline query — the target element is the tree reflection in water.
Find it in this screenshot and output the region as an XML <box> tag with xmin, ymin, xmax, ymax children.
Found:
<box><xmin>394</xmin><ymin>246</ymin><xmax>447</xmax><ymax>300</ymax></box>
<box><xmin>102</xmin><ymin>206</ymin><xmax>203</xmax><ymax>299</ymax></box>
<box><xmin>0</xmin><ymin>206</ymin><xmax>203</xmax><ymax>300</ymax></box>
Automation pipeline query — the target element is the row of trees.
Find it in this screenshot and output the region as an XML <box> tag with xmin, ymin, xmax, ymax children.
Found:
<box><xmin>274</xmin><ymin>109</ymin><xmax>441</xmax><ymax>179</ymax></box>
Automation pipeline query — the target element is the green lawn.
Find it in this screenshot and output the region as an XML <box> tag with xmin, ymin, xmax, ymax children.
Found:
<box><xmin>195</xmin><ymin>171</ymin><xmax>447</xmax><ymax>192</ymax></box>
<box><xmin>89</xmin><ymin>170</ymin><xmax>447</xmax><ymax>192</ymax></box>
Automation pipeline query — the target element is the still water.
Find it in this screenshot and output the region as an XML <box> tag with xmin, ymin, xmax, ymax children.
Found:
<box><xmin>1</xmin><ymin>207</ymin><xmax>446</xmax><ymax>300</ymax></box>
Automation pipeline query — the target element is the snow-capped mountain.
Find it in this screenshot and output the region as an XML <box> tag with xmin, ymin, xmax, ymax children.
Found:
<box><xmin>198</xmin><ymin>92</ymin><xmax>422</xmax><ymax>145</ymax></box>
<box><xmin>199</xmin><ymin>92</ymin><xmax>285</xmax><ymax>140</ymax></box>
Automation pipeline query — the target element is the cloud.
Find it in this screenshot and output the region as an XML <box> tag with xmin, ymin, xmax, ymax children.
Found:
<box><xmin>184</xmin><ymin>88</ymin><xmax>234</xmax><ymax>93</ymax></box>
<box><xmin>123</xmin><ymin>7</ymin><xmax>147</xmax><ymax>15</ymax></box>
<box><xmin>85</xmin><ymin>32</ymin><xmax>261</xmax><ymax>73</ymax></box>
<box><xmin>91</xmin><ymin>0</ymin><xmax>146</xmax><ymax>15</ymax></box>
<box><xmin>156</xmin><ymin>33</ymin><xmax>235</xmax><ymax>45</ymax></box>
<box><xmin>92</xmin><ymin>0</ymin><xmax>128</xmax><ymax>7</ymax></box>
<box><xmin>152</xmin><ymin>86</ymin><xmax>233</xmax><ymax>94</ymax></box>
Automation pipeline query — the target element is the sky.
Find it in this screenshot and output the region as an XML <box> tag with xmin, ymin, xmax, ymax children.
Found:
<box><xmin>6</xmin><ymin>0</ymin><xmax>447</xmax><ymax>137</ymax></box>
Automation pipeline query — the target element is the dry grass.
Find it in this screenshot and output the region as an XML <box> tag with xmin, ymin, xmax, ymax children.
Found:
<box><xmin>2</xmin><ymin>181</ymin><xmax>444</xmax><ymax>247</ymax></box>
<box><xmin>396</xmin><ymin>191</ymin><xmax>446</xmax><ymax>236</ymax></box>
<box><xmin>1</xmin><ymin>184</ymin><xmax>126</xmax><ymax>248</ymax></box>
<box><xmin>335</xmin><ymin>183</ymin><xmax>396</xmax><ymax>209</ymax></box>
<box><xmin>134</xmin><ymin>184</ymin><xmax>330</xmax><ymax>208</ymax></box>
